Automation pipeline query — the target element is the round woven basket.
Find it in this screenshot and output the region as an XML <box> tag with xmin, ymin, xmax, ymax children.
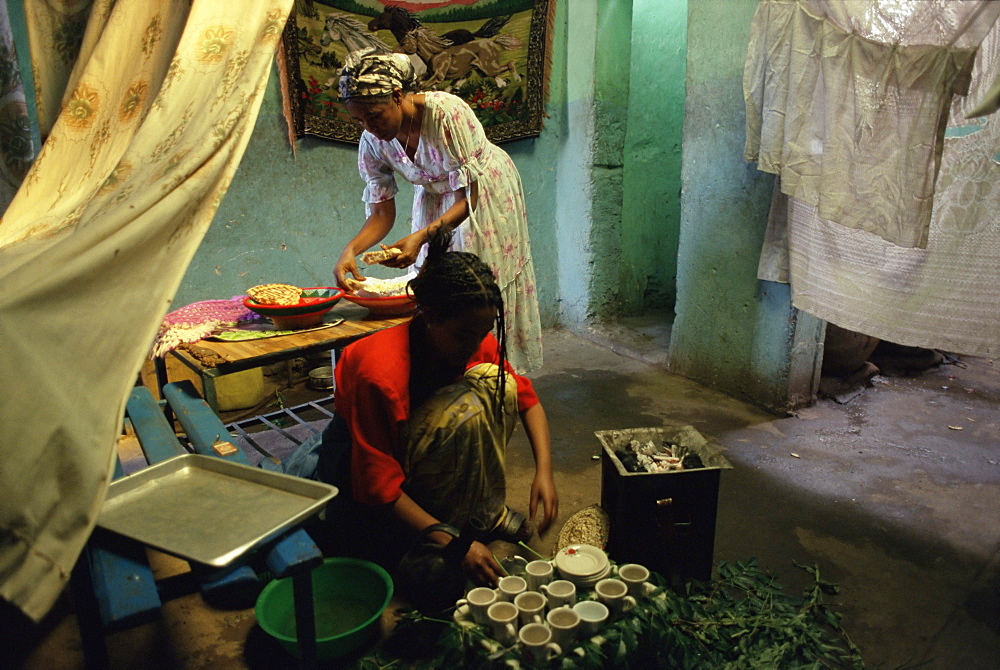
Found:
<box><xmin>555</xmin><ymin>504</ymin><xmax>610</xmax><ymax>555</ymax></box>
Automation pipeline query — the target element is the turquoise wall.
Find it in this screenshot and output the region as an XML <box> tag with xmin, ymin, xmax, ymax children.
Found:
<box><xmin>174</xmin><ymin>6</ymin><xmax>570</xmax><ymax>329</ymax></box>
<box><xmin>621</xmin><ymin>0</ymin><xmax>686</xmax><ymax>312</ymax></box>
<box><xmin>669</xmin><ymin>0</ymin><xmax>822</xmax><ymax>413</ymax></box>
<box><xmin>583</xmin><ymin>0</ymin><xmax>687</xmax><ymax>321</ymax></box>
<box><xmin>553</xmin><ymin>0</ymin><xmax>596</xmax><ymax>327</ymax></box>
<box><xmin>587</xmin><ymin>0</ymin><xmax>631</xmax><ymax>321</ymax></box>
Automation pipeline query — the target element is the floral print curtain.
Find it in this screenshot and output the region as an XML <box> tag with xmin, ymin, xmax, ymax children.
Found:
<box><xmin>22</xmin><ymin>0</ymin><xmax>91</xmax><ymax>140</ymax></box>
<box><xmin>0</xmin><ymin>0</ymin><xmax>292</xmax><ymax>621</ymax></box>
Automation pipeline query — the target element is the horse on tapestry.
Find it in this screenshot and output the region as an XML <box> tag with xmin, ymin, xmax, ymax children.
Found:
<box><xmin>368</xmin><ymin>7</ymin><xmax>513</xmax><ymax>50</ymax></box>
<box><xmin>320</xmin><ymin>12</ymin><xmax>427</xmax><ymax>81</ymax></box>
<box><xmin>367</xmin><ymin>7</ymin><xmax>522</xmax><ymax>89</ymax></box>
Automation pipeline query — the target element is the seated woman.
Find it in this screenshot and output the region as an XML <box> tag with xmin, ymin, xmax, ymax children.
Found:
<box><xmin>318</xmin><ymin>231</ymin><xmax>558</xmax><ymax>586</ymax></box>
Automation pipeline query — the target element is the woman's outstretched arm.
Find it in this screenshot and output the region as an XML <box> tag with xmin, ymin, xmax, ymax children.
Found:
<box><xmin>520</xmin><ymin>402</ymin><xmax>559</xmax><ymax>534</ymax></box>
<box><xmin>334</xmin><ymin>198</ymin><xmax>397</xmax><ymax>289</ymax></box>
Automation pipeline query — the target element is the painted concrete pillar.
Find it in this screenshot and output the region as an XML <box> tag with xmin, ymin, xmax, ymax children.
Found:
<box><xmin>586</xmin><ymin>0</ymin><xmax>632</xmax><ymax>320</ymax></box>
<box><xmin>554</xmin><ymin>0</ymin><xmax>598</xmax><ymax>328</ymax></box>
<box><xmin>620</xmin><ymin>0</ymin><xmax>686</xmax><ymax>313</ymax></box>
<box><xmin>669</xmin><ymin>0</ymin><xmax>823</xmax><ymax>413</ymax></box>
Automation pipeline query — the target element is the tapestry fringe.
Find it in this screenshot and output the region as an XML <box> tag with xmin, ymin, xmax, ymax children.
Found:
<box><xmin>542</xmin><ymin>0</ymin><xmax>556</xmax><ymax>123</ymax></box>
<box><xmin>276</xmin><ymin>36</ymin><xmax>297</xmax><ymax>158</ymax></box>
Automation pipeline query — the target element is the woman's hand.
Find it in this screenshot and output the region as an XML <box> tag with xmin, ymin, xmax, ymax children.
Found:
<box><xmin>382</xmin><ymin>231</ymin><xmax>426</xmax><ymax>269</ymax></box>
<box><xmin>529</xmin><ymin>471</ymin><xmax>559</xmax><ymax>535</ymax></box>
<box><xmin>461</xmin><ymin>540</ymin><xmax>504</xmax><ymax>586</ymax></box>
<box><xmin>334</xmin><ymin>199</ymin><xmax>397</xmax><ymax>288</ymax></box>
<box><xmin>390</xmin><ymin>493</ymin><xmax>502</xmax><ymax>585</ymax></box>
<box><xmin>334</xmin><ymin>247</ymin><xmax>364</xmax><ymax>291</ymax></box>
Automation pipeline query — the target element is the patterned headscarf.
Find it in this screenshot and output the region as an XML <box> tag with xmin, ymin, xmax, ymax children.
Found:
<box><xmin>339</xmin><ymin>48</ymin><xmax>418</xmax><ymax>100</ymax></box>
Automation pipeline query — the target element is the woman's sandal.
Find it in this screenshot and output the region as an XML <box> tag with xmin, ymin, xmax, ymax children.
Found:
<box><xmin>485</xmin><ymin>507</ymin><xmax>534</xmax><ymax>543</ymax></box>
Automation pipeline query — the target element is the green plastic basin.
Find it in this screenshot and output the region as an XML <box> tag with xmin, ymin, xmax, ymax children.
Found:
<box><xmin>255</xmin><ymin>557</ymin><xmax>394</xmax><ymax>660</ymax></box>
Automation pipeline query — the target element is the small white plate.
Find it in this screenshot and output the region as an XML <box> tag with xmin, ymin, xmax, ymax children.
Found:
<box><xmin>562</xmin><ymin>564</ymin><xmax>612</xmax><ymax>588</ymax></box>
<box><xmin>554</xmin><ymin>544</ymin><xmax>610</xmax><ymax>578</ymax></box>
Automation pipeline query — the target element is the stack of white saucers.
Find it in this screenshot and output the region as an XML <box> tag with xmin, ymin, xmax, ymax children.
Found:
<box><xmin>553</xmin><ymin>543</ymin><xmax>611</xmax><ymax>588</ymax></box>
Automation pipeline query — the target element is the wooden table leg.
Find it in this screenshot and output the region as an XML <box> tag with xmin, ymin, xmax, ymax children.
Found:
<box><xmin>153</xmin><ymin>356</ymin><xmax>175</xmax><ymax>427</ymax></box>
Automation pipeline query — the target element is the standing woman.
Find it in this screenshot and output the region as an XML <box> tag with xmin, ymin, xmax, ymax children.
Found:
<box><xmin>333</xmin><ymin>48</ymin><xmax>543</xmax><ymax>373</ymax></box>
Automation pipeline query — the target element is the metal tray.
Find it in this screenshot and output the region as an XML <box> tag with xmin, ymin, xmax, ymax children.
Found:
<box><xmin>97</xmin><ymin>454</ymin><xmax>337</xmax><ymax>567</ymax></box>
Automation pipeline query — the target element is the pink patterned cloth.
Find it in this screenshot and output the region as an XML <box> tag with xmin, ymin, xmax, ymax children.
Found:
<box><xmin>152</xmin><ymin>296</ymin><xmax>261</xmax><ymax>357</ymax></box>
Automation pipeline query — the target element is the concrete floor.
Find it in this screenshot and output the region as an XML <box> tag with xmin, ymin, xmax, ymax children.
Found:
<box><xmin>6</xmin><ymin>321</ymin><xmax>999</xmax><ymax>669</ymax></box>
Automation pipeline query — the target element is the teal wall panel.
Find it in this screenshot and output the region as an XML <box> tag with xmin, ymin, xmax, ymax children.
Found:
<box><xmin>621</xmin><ymin>0</ymin><xmax>686</xmax><ymax>312</ymax></box>
<box><xmin>587</xmin><ymin>0</ymin><xmax>631</xmax><ymax>320</ymax></box>
<box><xmin>670</xmin><ymin>0</ymin><xmax>821</xmax><ymax>413</ymax></box>
<box><xmin>554</xmin><ymin>0</ymin><xmax>597</xmax><ymax>327</ymax></box>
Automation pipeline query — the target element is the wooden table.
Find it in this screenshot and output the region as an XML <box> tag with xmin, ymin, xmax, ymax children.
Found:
<box><xmin>154</xmin><ymin>302</ymin><xmax>411</xmax><ymax>413</ymax></box>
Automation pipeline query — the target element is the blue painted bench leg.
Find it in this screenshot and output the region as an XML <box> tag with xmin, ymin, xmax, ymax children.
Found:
<box><xmin>126</xmin><ymin>386</ymin><xmax>187</xmax><ymax>464</ymax></box>
<box><xmin>74</xmin><ymin>454</ymin><xmax>162</xmax><ymax>668</ymax></box>
<box><xmin>293</xmin><ymin>572</ymin><xmax>317</xmax><ymax>670</ymax></box>
<box><xmin>70</xmin><ymin>547</ymin><xmax>110</xmax><ymax>670</ymax></box>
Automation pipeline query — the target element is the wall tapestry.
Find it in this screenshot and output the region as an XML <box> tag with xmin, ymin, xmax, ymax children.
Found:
<box><xmin>279</xmin><ymin>0</ymin><xmax>554</xmax><ymax>145</ymax></box>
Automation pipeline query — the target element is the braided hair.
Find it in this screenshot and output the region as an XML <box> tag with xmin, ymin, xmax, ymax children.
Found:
<box><xmin>408</xmin><ymin>229</ymin><xmax>508</xmax><ymax>420</ymax></box>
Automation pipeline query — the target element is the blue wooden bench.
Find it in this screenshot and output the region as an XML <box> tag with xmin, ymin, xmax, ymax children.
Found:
<box><xmin>73</xmin><ymin>382</ymin><xmax>325</xmax><ymax>669</ymax></box>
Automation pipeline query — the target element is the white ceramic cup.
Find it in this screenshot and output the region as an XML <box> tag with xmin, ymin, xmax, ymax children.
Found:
<box><xmin>456</xmin><ymin>586</ymin><xmax>499</xmax><ymax>625</ymax></box>
<box><xmin>573</xmin><ymin>600</ymin><xmax>610</xmax><ymax>638</ymax></box>
<box><xmin>502</xmin><ymin>554</ymin><xmax>528</xmax><ymax>577</ymax></box>
<box><xmin>525</xmin><ymin>559</ymin><xmax>554</xmax><ymax>591</ymax></box>
<box><xmin>514</xmin><ymin>590</ymin><xmax>547</xmax><ymax>627</ymax></box>
<box><xmin>498</xmin><ymin>575</ymin><xmax>528</xmax><ymax>602</ymax></box>
<box><xmin>487</xmin><ymin>601</ymin><xmax>519</xmax><ymax>644</ymax></box>
<box><xmin>540</xmin><ymin>578</ymin><xmax>576</xmax><ymax>609</ymax></box>
<box><xmin>617</xmin><ymin>563</ymin><xmax>652</xmax><ymax>599</ymax></box>
<box><xmin>518</xmin><ymin>622</ymin><xmax>562</xmax><ymax>664</ymax></box>
<box><xmin>545</xmin><ymin>605</ymin><xmax>581</xmax><ymax>649</ymax></box>
<box><xmin>595</xmin><ymin>578</ymin><xmax>637</xmax><ymax>617</ymax></box>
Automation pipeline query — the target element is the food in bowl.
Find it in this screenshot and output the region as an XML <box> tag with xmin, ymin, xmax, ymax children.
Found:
<box><xmin>342</xmin><ymin>273</ymin><xmax>417</xmax><ymax>317</ymax></box>
<box><xmin>246</xmin><ymin>283</ymin><xmax>303</xmax><ymax>306</ymax></box>
<box><xmin>349</xmin><ymin>275</ymin><xmax>412</xmax><ymax>298</ymax></box>
<box><xmin>243</xmin><ymin>287</ymin><xmax>344</xmax><ymax>329</ymax></box>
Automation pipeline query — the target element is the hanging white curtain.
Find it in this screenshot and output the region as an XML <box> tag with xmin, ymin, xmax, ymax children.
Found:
<box><xmin>745</xmin><ymin>0</ymin><xmax>1000</xmax><ymax>248</ymax></box>
<box><xmin>0</xmin><ymin>0</ymin><xmax>292</xmax><ymax>622</ymax></box>
<box><xmin>746</xmin><ymin>0</ymin><xmax>1000</xmax><ymax>358</ymax></box>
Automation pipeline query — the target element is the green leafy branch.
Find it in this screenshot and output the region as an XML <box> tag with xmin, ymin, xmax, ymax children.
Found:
<box><xmin>354</xmin><ymin>559</ymin><xmax>867</xmax><ymax>669</ymax></box>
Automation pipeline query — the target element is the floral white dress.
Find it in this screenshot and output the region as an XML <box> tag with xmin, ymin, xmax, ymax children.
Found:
<box><xmin>356</xmin><ymin>91</ymin><xmax>542</xmax><ymax>372</ymax></box>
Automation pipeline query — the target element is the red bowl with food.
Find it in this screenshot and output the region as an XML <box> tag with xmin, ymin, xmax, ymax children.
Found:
<box><xmin>243</xmin><ymin>287</ymin><xmax>344</xmax><ymax>329</ymax></box>
<box><xmin>342</xmin><ymin>293</ymin><xmax>417</xmax><ymax>318</ymax></box>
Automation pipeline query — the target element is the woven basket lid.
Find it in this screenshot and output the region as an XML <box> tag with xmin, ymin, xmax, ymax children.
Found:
<box><xmin>555</xmin><ymin>504</ymin><xmax>610</xmax><ymax>555</ymax></box>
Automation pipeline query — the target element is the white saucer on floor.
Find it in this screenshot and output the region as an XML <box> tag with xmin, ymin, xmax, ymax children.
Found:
<box><xmin>554</xmin><ymin>543</ymin><xmax>610</xmax><ymax>579</ymax></box>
